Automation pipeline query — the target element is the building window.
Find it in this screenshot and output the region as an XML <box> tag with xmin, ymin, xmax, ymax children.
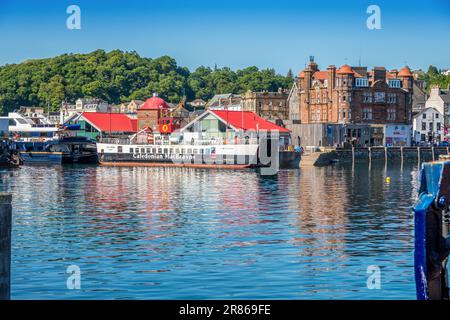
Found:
<box><xmin>429</xmin><ymin>122</ymin><xmax>433</xmax><ymax>131</ymax></box>
<box><xmin>374</xmin><ymin>92</ymin><xmax>386</xmax><ymax>103</ymax></box>
<box><xmin>421</xmin><ymin>134</ymin><xmax>426</xmax><ymax>141</ymax></box>
<box><xmin>355</xmin><ymin>78</ymin><xmax>369</xmax><ymax>87</ymax></box>
<box><xmin>437</xmin><ymin>122</ymin><xmax>441</xmax><ymax>131</ymax></box>
<box><xmin>436</xmin><ymin>113</ymin><xmax>439</xmax><ymax>119</ymax></box>
<box><xmin>387</xmin><ymin>108</ymin><xmax>396</xmax><ymax>120</ymax></box>
<box><xmin>388</xmin><ymin>79</ymin><xmax>401</xmax><ymax>88</ymax></box>
<box><xmin>422</xmin><ymin>122</ymin><xmax>426</xmax><ymax>130</ymax></box>
<box><xmin>422</xmin><ymin>113</ymin><xmax>426</xmax><ymax>119</ymax></box>
<box><xmin>363</xmin><ymin>92</ymin><xmax>372</xmax><ymax>103</ymax></box>
<box><xmin>118</xmin><ymin>146</ymin><xmax>123</xmax><ymax>153</ymax></box>
<box><xmin>387</xmin><ymin>93</ymin><xmax>397</xmax><ymax>103</ymax></box>
<box><xmin>363</xmin><ymin>107</ymin><xmax>372</xmax><ymax>120</ymax></box>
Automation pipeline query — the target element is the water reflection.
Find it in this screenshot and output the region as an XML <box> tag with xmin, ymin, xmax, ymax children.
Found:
<box><xmin>0</xmin><ymin>162</ymin><xmax>419</xmax><ymax>299</ymax></box>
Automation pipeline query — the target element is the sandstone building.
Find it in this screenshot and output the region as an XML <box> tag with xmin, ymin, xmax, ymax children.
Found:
<box><xmin>291</xmin><ymin>57</ymin><xmax>413</xmax><ymax>126</ymax></box>
<box><xmin>240</xmin><ymin>89</ymin><xmax>289</xmax><ymax>121</ymax></box>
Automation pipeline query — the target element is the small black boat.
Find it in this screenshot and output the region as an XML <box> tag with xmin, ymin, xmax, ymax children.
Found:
<box><xmin>16</xmin><ymin>136</ymin><xmax>98</xmax><ymax>164</ymax></box>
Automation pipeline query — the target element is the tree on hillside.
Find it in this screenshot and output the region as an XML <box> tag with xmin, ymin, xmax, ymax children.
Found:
<box><xmin>0</xmin><ymin>50</ymin><xmax>293</xmax><ymax>115</ymax></box>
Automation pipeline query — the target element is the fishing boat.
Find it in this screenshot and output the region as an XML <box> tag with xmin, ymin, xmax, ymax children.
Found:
<box><xmin>97</xmin><ymin>110</ymin><xmax>301</xmax><ymax>170</ymax></box>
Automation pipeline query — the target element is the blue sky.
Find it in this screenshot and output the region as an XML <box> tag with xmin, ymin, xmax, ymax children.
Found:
<box><xmin>0</xmin><ymin>0</ymin><xmax>449</xmax><ymax>74</ymax></box>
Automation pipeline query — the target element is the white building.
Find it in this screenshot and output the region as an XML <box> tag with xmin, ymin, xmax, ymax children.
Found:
<box><xmin>412</xmin><ymin>107</ymin><xmax>444</xmax><ymax>145</ymax></box>
<box><xmin>60</xmin><ymin>98</ymin><xmax>110</xmax><ymax>123</ymax></box>
<box><xmin>425</xmin><ymin>85</ymin><xmax>450</xmax><ymax>119</ymax></box>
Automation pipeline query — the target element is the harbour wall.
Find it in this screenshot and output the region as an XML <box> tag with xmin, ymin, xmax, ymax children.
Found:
<box><xmin>313</xmin><ymin>147</ymin><xmax>450</xmax><ymax>166</ymax></box>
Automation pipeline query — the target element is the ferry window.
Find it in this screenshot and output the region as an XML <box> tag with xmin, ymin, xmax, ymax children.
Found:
<box><xmin>187</xmin><ymin>148</ymin><xmax>192</xmax><ymax>154</ymax></box>
<box><xmin>129</xmin><ymin>148</ymin><xmax>134</xmax><ymax>153</ymax></box>
<box><xmin>193</xmin><ymin>149</ymin><xmax>198</xmax><ymax>154</ymax></box>
<box><xmin>152</xmin><ymin>148</ymin><xmax>156</xmax><ymax>154</ymax></box>
<box><xmin>118</xmin><ymin>146</ymin><xmax>123</xmax><ymax>153</ymax></box>
<box><xmin>16</xmin><ymin>118</ymin><xmax>28</xmax><ymax>124</ymax></box>
<box><xmin>136</xmin><ymin>148</ymin><xmax>139</xmax><ymax>153</ymax></box>
<box><xmin>205</xmin><ymin>148</ymin><xmax>210</xmax><ymax>155</ymax></box>
<box><xmin>141</xmin><ymin>148</ymin><xmax>145</xmax><ymax>153</ymax></box>
<box><xmin>146</xmin><ymin>148</ymin><xmax>151</xmax><ymax>153</ymax></box>
<box><xmin>175</xmin><ymin>148</ymin><xmax>179</xmax><ymax>154</ymax></box>
<box><xmin>158</xmin><ymin>148</ymin><xmax>162</xmax><ymax>154</ymax></box>
<box><xmin>181</xmin><ymin>148</ymin><xmax>185</xmax><ymax>154</ymax></box>
<box><xmin>163</xmin><ymin>148</ymin><xmax>168</xmax><ymax>154</ymax></box>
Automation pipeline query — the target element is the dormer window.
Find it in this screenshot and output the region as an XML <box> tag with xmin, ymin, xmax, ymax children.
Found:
<box><xmin>388</xmin><ymin>79</ymin><xmax>401</xmax><ymax>88</ymax></box>
<box><xmin>355</xmin><ymin>78</ymin><xmax>369</xmax><ymax>87</ymax></box>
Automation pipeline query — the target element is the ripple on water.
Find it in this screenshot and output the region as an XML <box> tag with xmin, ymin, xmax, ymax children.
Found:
<box><xmin>0</xmin><ymin>162</ymin><xmax>418</xmax><ymax>299</ymax></box>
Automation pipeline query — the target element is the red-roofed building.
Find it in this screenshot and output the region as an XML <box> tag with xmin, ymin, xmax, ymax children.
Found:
<box><xmin>137</xmin><ymin>93</ymin><xmax>171</xmax><ymax>132</ymax></box>
<box><xmin>211</xmin><ymin>110</ymin><xmax>290</xmax><ymax>132</ymax></box>
<box><xmin>180</xmin><ymin>109</ymin><xmax>291</xmax><ymax>145</ymax></box>
<box><xmin>65</xmin><ymin>112</ymin><xmax>137</xmax><ymax>139</ymax></box>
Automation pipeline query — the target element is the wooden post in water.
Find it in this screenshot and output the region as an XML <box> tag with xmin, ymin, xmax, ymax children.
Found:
<box><xmin>352</xmin><ymin>147</ymin><xmax>355</xmax><ymax>166</ymax></box>
<box><xmin>368</xmin><ymin>147</ymin><xmax>372</xmax><ymax>163</ymax></box>
<box><xmin>400</xmin><ymin>146</ymin><xmax>404</xmax><ymax>171</ymax></box>
<box><xmin>418</xmin><ymin>147</ymin><xmax>421</xmax><ymax>164</ymax></box>
<box><xmin>432</xmin><ymin>147</ymin><xmax>435</xmax><ymax>161</ymax></box>
<box><xmin>0</xmin><ymin>193</ymin><xmax>12</xmax><ymax>300</ymax></box>
<box><xmin>384</xmin><ymin>147</ymin><xmax>387</xmax><ymax>165</ymax></box>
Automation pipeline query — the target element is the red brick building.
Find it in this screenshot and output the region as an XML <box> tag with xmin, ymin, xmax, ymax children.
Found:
<box><xmin>293</xmin><ymin>57</ymin><xmax>413</xmax><ymax>126</ymax></box>
<box><xmin>137</xmin><ymin>94</ymin><xmax>170</xmax><ymax>132</ymax></box>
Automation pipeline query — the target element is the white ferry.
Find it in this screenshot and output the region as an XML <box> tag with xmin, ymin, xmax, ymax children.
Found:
<box><xmin>97</xmin><ymin>110</ymin><xmax>301</xmax><ymax>170</ymax></box>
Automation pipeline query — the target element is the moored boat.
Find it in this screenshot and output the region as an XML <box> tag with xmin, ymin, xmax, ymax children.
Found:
<box><xmin>17</xmin><ymin>136</ymin><xmax>98</xmax><ymax>164</ymax></box>
<box><xmin>97</xmin><ymin>110</ymin><xmax>300</xmax><ymax>170</ymax></box>
<box><xmin>7</xmin><ymin>112</ymin><xmax>98</xmax><ymax>164</ymax></box>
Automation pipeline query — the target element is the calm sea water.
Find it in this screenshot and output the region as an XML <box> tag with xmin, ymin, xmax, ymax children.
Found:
<box><xmin>0</xmin><ymin>162</ymin><xmax>420</xmax><ymax>299</ymax></box>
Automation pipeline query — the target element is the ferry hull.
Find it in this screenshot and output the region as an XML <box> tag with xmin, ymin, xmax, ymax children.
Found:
<box><xmin>99</xmin><ymin>152</ymin><xmax>256</xmax><ymax>169</ymax></box>
<box><xmin>96</xmin><ymin>143</ymin><xmax>301</xmax><ymax>170</ymax></box>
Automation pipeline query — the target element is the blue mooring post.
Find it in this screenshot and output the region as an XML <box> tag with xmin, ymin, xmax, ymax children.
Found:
<box><xmin>0</xmin><ymin>193</ymin><xmax>12</xmax><ymax>300</ymax></box>
<box><xmin>413</xmin><ymin>160</ymin><xmax>450</xmax><ymax>300</ymax></box>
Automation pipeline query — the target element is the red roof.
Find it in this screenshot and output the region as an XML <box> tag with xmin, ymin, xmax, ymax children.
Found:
<box><xmin>139</xmin><ymin>96</ymin><xmax>170</xmax><ymax>110</ymax></box>
<box><xmin>81</xmin><ymin>112</ymin><xmax>137</xmax><ymax>132</ymax></box>
<box><xmin>211</xmin><ymin>110</ymin><xmax>290</xmax><ymax>133</ymax></box>
<box><xmin>398</xmin><ymin>66</ymin><xmax>413</xmax><ymax>77</ymax></box>
<box><xmin>313</xmin><ymin>71</ymin><xmax>328</xmax><ymax>80</ymax></box>
<box><xmin>337</xmin><ymin>64</ymin><xmax>354</xmax><ymax>74</ymax></box>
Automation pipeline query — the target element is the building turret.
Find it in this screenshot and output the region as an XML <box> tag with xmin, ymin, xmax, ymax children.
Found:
<box><xmin>398</xmin><ymin>66</ymin><xmax>413</xmax><ymax>90</ymax></box>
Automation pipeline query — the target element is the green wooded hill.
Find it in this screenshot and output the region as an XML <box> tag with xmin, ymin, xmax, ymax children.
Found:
<box><xmin>0</xmin><ymin>49</ymin><xmax>294</xmax><ymax>115</ymax></box>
